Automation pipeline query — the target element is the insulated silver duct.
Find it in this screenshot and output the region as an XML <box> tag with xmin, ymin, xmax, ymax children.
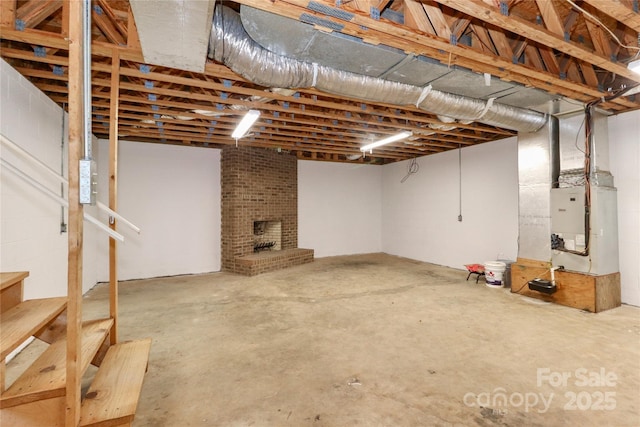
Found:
<box><xmin>208</xmin><ymin>6</ymin><xmax>548</xmax><ymax>133</ymax></box>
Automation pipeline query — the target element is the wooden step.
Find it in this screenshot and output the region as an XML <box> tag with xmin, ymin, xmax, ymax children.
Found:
<box><xmin>1</xmin><ymin>318</ymin><xmax>114</xmax><ymax>409</ymax></box>
<box><xmin>0</xmin><ymin>272</ymin><xmax>28</xmax><ymax>314</ymax></box>
<box><xmin>79</xmin><ymin>338</ymin><xmax>152</xmax><ymax>427</ymax></box>
<box><xmin>0</xmin><ymin>297</ymin><xmax>67</xmax><ymax>360</ymax></box>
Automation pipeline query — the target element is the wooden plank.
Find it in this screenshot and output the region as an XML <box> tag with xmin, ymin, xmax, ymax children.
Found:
<box><xmin>1</xmin><ymin>318</ymin><xmax>113</xmax><ymax>408</ymax></box>
<box><xmin>595</xmin><ymin>273</ymin><xmax>622</xmax><ymax>312</ymax></box>
<box><xmin>581</xmin><ymin>0</ymin><xmax>640</xmax><ymax>33</ymax></box>
<box><xmin>79</xmin><ymin>339</ymin><xmax>152</xmax><ymax>427</ymax></box>
<box><xmin>0</xmin><ymin>297</ymin><xmax>67</xmax><ymax>359</ymax></box>
<box><xmin>511</xmin><ymin>260</ymin><xmax>621</xmax><ymax>312</ymax></box>
<box><xmin>65</xmin><ymin>0</ymin><xmax>84</xmax><ymax>425</ymax></box>
<box><xmin>16</xmin><ymin>0</ymin><xmax>62</xmax><ymax>29</ymax></box>
<box><xmin>538</xmin><ymin>46</ymin><xmax>561</xmax><ymax>75</ymax></box>
<box><xmin>404</xmin><ymin>0</ymin><xmax>436</xmax><ymax>34</ymax></box>
<box><xmin>0</xmin><ymin>0</ymin><xmax>17</xmax><ymax>28</ymax></box>
<box><xmin>241</xmin><ymin>0</ymin><xmax>638</xmax><ymax>108</ymax></box>
<box><xmin>0</xmin><ymin>272</ymin><xmax>27</xmax><ymax>314</ymax></box>
<box><xmin>471</xmin><ymin>24</ymin><xmax>498</xmax><ymax>55</ymax></box>
<box><xmin>1</xmin><ymin>12</ymin><xmax>636</xmax><ymax>112</ymax></box>
<box><xmin>584</xmin><ymin>19</ymin><xmax>613</xmax><ymax>58</ymax></box>
<box><xmin>579</xmin><ymin>61</ymin><xmax>600</xmax><ymax>87</ymax></box>
<box><xmin>93</xmin><ymin>7</ymin><xmax>125</xmax><ymax>45</ymax></box>
<box><xmin>487</xmin><ymin>28</ymin><xmax>514</xmax><ymax>58</ymax></box>
<box><xmin>109</xmin><ymin>49</ymin><xmax>120</xmax><ymax>345</ymax></box>
<box><xmin>35</xmin><ymin>311</ymin><xmax>67</xmax><ymax>345</ymax></box>
<box><xmin>421</xmin><ymin>0</ymin><xmax>452</xmax><ymax>39</ymax></box>
<box><xmin>0</xmin><ymin>395</ymin><xmax>65</xmax><ymax>427</ymax></box>
<box><xmin>61</xmin><ymin>0</ymin><xmax>68</xmax><ymax>36</ymax></box>
<box><xmin>0</xmin><ymin>272</ymin><xmax>28</xmax><ymax>290</ymax></box>
<box><xmin>126</xmin><ymin>6</ymin><xmax>140</xmax><ymax>49</ymax></box>
<box><xmin>429</xmin><ymin>0</ymin><xmax>640</xmax><ymax>82</ymax></box>
<box><xmin>97</xmin><ymin>0</ymin><xmax>127</xmax><ymax>39</ymax></box>
<box><xmin>534</xmin><ymin>0</ymin><xmax>564</xmax><ymax>37</ymax></box>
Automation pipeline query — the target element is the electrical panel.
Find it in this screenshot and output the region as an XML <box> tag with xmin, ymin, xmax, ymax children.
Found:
<box><xmin>79</xmin><ymin>159</ymin><xmax>97</xmax><ymax>205</ymax></box>
<box><xmin>550</xmin><ymin>188</ymin><xmax>586</xmax><ymax>251</ymax></box>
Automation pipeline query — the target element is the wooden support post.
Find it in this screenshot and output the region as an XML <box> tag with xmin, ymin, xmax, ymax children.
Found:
<box><xmin>108</xmin><ymin>48</ymin><xmax>120</xmax><ymax>345</ymax></box>
<box><xmin>65</xmin><ymin>0</ymin><xmax>84</xmax><ymax>425</ymax></box>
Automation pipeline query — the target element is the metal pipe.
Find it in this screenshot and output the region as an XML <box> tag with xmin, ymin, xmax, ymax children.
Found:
<box><xmin>1</xmin><ymin>133</ymin><xmax>66</xmax><ymax>185</ymax></box>
<box><xmin>96</xmin><ymin>201</ymin><xmax>141</xmax><ymax>234</ymax></box>
<box><xmin>208</xmin><ymin>6</ymin><xmax>548</xmax><ymax>133</ymax></box>
<box><xmin>1</xmin><ymin>132</ymin><xmax>141</xmax><ymax>234</ymax></box>
<box><xmin>83</xmin><ymin>0</ymin><xmax>92</xmax><ymax>159</ymax></box>
<box><xmin>549</xmin><ymin>116</ymin><xmax>560</xmax><ymax>188</ymax></box>
<box><xmin>1</xmin><ymin>158</ymin><xmax>124</xmax><ymax>242</ymax></box>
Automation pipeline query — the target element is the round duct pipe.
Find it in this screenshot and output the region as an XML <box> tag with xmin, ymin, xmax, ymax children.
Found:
<box><xmin>208</xmin><ymin>6</ymin><xmax>547</xmax><ymax>133</ymax></box>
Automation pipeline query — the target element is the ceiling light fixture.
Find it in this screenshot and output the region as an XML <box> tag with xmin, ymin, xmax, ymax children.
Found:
<box><xmin>628</xmin><ymin>59</ymin><xmax>640</xmax><ymax>74</ymax></box>
<box><xmin>231</xmin><ymin>109</ymin><xmax>261</xmax><ymax>139</ymax></box>
<box><xmin>360</xmin><ymin>131</ymin><xmax>412</xmax><ymax>153</ymax></box>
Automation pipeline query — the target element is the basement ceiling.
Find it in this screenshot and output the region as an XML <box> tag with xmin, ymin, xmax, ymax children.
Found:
<box><xmin>1</xmin><ymin>0</ymin><xmax>639</xmax><ymax>164</ymax></box>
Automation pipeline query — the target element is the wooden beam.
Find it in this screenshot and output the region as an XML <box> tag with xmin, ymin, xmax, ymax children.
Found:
<box><xmin>538</xmin><ymin>46</ymin><xmax>561</xmax><ymax>75</ymax></box>
<box><xmin>487</xmin><ymin>28</ymin><xmax>514</xmax><ymax>58</ymax></box>
<box><xmin>579</xmin><ymin>61</ymin><xmax>600</xmax><ymax>87</ymax></box>
<box><xmin>471</xmin><ymin>23</ymin><xmax>498</xmax><ymax>54</ymax></box>
<box><xmin>430</xmin><ymin>0</ymin><xmax>640</xmax><ymax>83</ymax></box>
<box><xmin>581</xmin><ymin>0</ymin><xmax>640</xmax><ymax>33</ymax></box>
<box><xmin>61</xmin><ymin>0</ymin><xmax>68</xmax><ymax>36</ymax></box>
<box><xmin>241</xmin><ymin>0</ymin><xmax>637</xmax><ymax>107</ymax></box>
<box><xmin>404</xmin><ymin>0</ymin><xmax>436</xmax><ymax>34</ymax></box>
<box><xmin>420</xmin><ymin>0</ymin><xmax>452</xmax><ymax>39</ymax></box>
<box><xmin>97</xmin><ymin>0</ymin><xmax>127</xmax><ymax>39</ymax></box>
<box><xmin>16</xmin><ymin>0</ymin><xmax>62</xmax><ymax>29</ymax></box>
<box><xmin>93</xmin><ymin>6</ymin><xmax>126</xmax><ymax>45</ymax></box>
<box><xmin>534</xmin><ymin>0</ymin><xmax>564</xmax><ymax>37</ymax></box>
<box><xmin>127</xmin><ymin>5</ymin><xmax>140</xmax><ymax>49</ymax></box>
<box><xmin>65</xmin><ymin>0</ymin><xmax>83</xmax><ymax>425</ymax></box>
<box><xmin>584</xmin><ymin>19</ymin><xmax>614</xmax><ymax>59</ymax></box>
<box><xmin>0</xmin><ymin>0</ymin><xmax>17</xmax><ymax>28</ymax></box>
<box><xmin>108</xmin><ymin>48</ymin><xmax>120</xmax><ymax>346</ymax></box>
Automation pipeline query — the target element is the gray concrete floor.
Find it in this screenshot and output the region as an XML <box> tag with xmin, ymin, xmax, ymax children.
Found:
<box><xmin>8</xmin><ymin>253</ymin><xmax>640</xmax><ymax>426</ymax></box>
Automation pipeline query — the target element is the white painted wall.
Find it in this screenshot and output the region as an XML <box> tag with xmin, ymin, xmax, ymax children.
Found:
<box><xmin>0</xmin><ymin>59</ymin><xmax>100</xmax><ymax>298</ymax></box>
<box><xmin>382</xmin><ymin>137</ymin><xmax>519</xmax><ymax>269</ymax></box>
<box><xmin>298</xmin><ymin>161</ymin><xmax>382</xmax><ymax>257</ymax></box>
<box><xmin>96</xmin><ymin>140</ymin><xmax>221</xmax><ymax>281</ymax></box>
<box><xmin>608</xmin><ymin>110</ymin><xmax>640</xmax><ymax>307</ymax></box>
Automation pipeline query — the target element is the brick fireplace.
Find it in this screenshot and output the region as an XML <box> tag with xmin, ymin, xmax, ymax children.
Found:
<box><xmin>221</xmin><ymin>146</ymin><xmax>313</xmax><ymax>275</ymax></box>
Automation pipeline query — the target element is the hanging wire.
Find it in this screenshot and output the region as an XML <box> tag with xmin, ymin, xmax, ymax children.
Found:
<box><xmin>400</xmin><ymin>157</ymin><xmax>419</xmax><ymax>183</ymax></box>
<box><xmin>564</xmin><ymin>0</ymin><xmax>640</xmax><ymax>59</ymax></box>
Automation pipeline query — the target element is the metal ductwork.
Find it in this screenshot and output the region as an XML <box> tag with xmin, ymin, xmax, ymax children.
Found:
<box><xmin>208</xmin><ymin>6</ymin><xmax>548</xmax><ymax>133</ymax></box>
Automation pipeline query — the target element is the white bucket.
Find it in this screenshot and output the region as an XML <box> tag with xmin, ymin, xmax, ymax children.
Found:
<box><xmin>484</xmin><ymin>261</ymin><xmax>507</xmax><ymax>287</ymax></box>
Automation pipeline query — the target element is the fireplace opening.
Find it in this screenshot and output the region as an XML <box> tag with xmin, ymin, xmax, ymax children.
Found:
<box><xmin>253</xmin><ymin>221</ymin><xmax>281</xmax><ymax>252</ymax></box>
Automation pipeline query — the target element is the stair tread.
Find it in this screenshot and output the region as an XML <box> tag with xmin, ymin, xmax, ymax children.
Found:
<box><xmin>0</xmin><ymin>297</ymin><xmax>67</xmax><ymax>359</ymax></box>
<box><xmin>1</xmin><ymin>318</ymin><xmax>114</xmax><ymax>408</ymax></box>
<box><xmin>0</xmin><ymin>272</ymin><xmax>28</xmax><ymax>291</ymax></box>
<box><xmin>79</xmin><ymin>338</ymin><xmax>152</xmax><ymax>427</ymax></box>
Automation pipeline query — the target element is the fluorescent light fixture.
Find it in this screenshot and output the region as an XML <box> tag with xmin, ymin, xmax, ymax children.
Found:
<box><xmin>360</xmin><ymin>131</ymin><xmax>412</xmax><ymax>152</ymax></box>
<box><xmin>231</xmin><ymin>109</ymin><xmax>261</xmax><ymax>139</ymax></box>
<box><xmin>628</xmin><ymin>59</ymin><xmax>640</xmax><ymax>74</ymax></box>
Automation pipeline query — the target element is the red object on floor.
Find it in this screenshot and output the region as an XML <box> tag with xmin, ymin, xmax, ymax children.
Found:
<box><xmin>464</xmin><ymin>264</ymin><xmax>486</xmax><ymax>283</ymax></box>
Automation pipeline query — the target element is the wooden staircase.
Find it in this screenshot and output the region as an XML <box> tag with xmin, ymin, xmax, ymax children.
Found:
<box><xmin>0</xmin><ymin>272</ymin><xmax>151</xmax><ymax>427</ymax></box>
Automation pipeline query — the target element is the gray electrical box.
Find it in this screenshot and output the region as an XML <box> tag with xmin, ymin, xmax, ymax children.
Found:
<box><xmin>551</xmin><ymin>186</ymin><xmax>619</xmax><ymax>275</ymax></box>
<box><xmin>79</xmin><ymin>159</ymin><xmax>97</xmax><ymax>205</ymax></box>
<box><xmin>551</xmin><ymin>188</ymin><xmax>586</xmax><ymax>251</ymax></box>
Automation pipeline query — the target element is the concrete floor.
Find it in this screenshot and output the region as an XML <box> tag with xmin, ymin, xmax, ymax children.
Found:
<box><xmin>8</xmin><ymin>253</ymin><xmax>640</xmax><ymax>426</ymax></box>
